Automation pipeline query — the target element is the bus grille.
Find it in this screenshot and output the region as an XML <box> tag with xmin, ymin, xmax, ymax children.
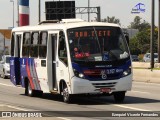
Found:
<box><xmin>92</xmin><ymin>82</ymin><xmax>117</xmax><ymax>89</ymax></box>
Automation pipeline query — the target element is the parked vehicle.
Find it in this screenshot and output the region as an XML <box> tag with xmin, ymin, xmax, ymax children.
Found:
<box><xmin>131</xmin><ymin>55</ymin><xmax>139</xmax><ymax>61</ymax></box>
<box><xmin>143</xmin><ymin>53</ymin><xmax>158</xmax><ymax>62</ymax></box>
<box><xmin>0</xmin><ymin>55</ymin><xmax>10</xmax><ymax>79</ymax></box>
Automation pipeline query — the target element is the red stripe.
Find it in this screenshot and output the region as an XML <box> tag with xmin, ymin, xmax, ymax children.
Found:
<box><xmin>19</xmin><ymin>14</ymin><xmax>29</xmax><ymax>26</ymax></box>
<box><xmin>34</xmin><ymin>60</ymin><xmax>41</xmax><ymax>90</ymax></box>
<box><xmin>26</xmin><ymin>60</ymin><xmax>34</xmax><ymax>89</ymax></box>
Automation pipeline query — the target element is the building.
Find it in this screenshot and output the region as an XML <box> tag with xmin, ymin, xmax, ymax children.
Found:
<box><xmin>122</xmin><ymin>28</ymin><xmax>139</xmax><ymax>39</ymax></box>
<box><xmin>0</xmin><ymin>29</ymin><xmax>11</xmax><ymax>55</ymax></box>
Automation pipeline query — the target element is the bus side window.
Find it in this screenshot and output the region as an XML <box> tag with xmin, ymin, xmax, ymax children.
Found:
<box><xmin>22</xmin><ymin>32</ymin><xmax>30</xmax><ymax>57</ymax></box>
<box><xmin>30</xmin><ymin>32</ymin><xmax>39</xmax><ymax>58</ymax></box>
<box><xmin>11</xmin><ymin>33</ymin><xmax>15</xmax><ymax>56</ymax></box>
<box><xmin>39</xmin><ymin>31</ymin><xmax>47</xmax><ymax>58</ymax></box>
<box><xmin>58</xmin><ymin>31</ymin><xmax>68</xmax><ymax>66</ymax></box>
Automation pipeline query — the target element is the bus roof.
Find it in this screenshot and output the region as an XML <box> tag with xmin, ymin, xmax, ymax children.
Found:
<box><xmin>12</xmin><ymin>19</ymin><xmax>120</xmax><ymax>32</ymax></box>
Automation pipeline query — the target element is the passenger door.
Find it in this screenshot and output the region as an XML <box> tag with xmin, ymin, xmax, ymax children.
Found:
<box><xmin>57</xmin><ymin>31</ymin><xmax>70</xmax><ymax>93</ymax></box>
<box><xmin>10</xmin><ymin>32</ymin><xmax>22</xmax><ymax>85</ymax></box>
<box><xmin>47</xmin><ymin>31</ymin><xmax>59</xmax><ymax>91</ymax></box>
<box><xmin>47</xmin><ymin>31</ymin><xmax>70</xmax><ymax>93</ymax></box>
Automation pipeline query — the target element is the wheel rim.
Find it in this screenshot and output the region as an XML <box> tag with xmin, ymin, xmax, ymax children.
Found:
<box><xmin>63</xmin><ymin>87</ymin><xmax>69</xmax><ymax>101</ymax></box>
<box><xmin>28</xmin><ymin>84</ymin><xmax>32</xmax><ymax>95</ymax></box>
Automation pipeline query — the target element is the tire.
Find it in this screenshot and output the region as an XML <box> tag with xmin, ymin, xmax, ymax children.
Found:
<box><xmin>63</xmin><ymin>86</ymin><xmax>72</xmax><ymax>103</ymax></box>
<box><xmin>25</xmin><ymin>81</ymin><xmax>43</xmax><ymax>97</ymax></box>
<box><xmin>25</xmin><ymin>86</ymin><xmax>28</xmax><ymax>96</ymax></box>
<box><xmin>26</xmin><ymin>82</ymin><xmax>36</xmax><ymax>97</ymax></box>
<box><xmin>36</xmin><ymin>90</ymin><xmax>43</xmax><ymax>97</ymax></box>
<box><xmin>25</xmin><ymin>80</ymin><xmax>29</xmax><ymax>96</ymax></box>
<box><xmin>113</xmin><ymin>91</ymin><xmax>126</xmax><ymax>103</ymax></box>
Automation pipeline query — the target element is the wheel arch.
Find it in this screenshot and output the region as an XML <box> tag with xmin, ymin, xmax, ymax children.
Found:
<box><xmin>59</xmin><ymin>79</ymin><xmax>67</xmax><ymax>94</ymax></box>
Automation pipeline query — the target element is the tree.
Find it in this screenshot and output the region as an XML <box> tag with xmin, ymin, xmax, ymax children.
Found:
<box><xmin>102</xmin><ymin>16</ymin><xmax>121</xmax><ymax>25</ymax></box>
<box><xmin>129</xmin><ymin>36</ymin><xmax>141</xmax><ymax>55</ymax></box>
<box><xmin>129</xmin><ymin>16</ymin><xmax>150</xmax><ymax>31</ymax></box>
<box><xmin>129</xmin><ymin>16</ymin><xmax>141</xmax><ymax>29</ymax></box>
<box><xmin>129</xmin><ymin>28</ymin><xmax>158</xmax><ymax>55</ymax></box>
<box><xmin>128</xmin><ymin>16</ymin><xmax>158</xmax><ymax>55</ymax></box>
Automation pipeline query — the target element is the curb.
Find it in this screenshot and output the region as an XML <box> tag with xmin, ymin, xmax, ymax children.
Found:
<box><xmin>133</xmin><ymin>68</ymin><xmax>160</xmax><ymax>83</ymax></box>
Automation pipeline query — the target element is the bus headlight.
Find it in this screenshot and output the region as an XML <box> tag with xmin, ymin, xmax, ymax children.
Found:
<box><xmin>79</xmin><ymin>73</ymin><xmax>84</xmax><ymax>78</ymax></box>
<box><xmin>73</xmin><ymin>69</ymin><xmax>85</xmax><ymax>79</ymax></box>
<box><xmin>122</xmin><ymin>67</ymin><xmax>131</xmax><ymax>77</ymax></box>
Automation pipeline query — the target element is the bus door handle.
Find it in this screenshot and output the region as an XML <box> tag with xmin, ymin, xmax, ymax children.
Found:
<box><xmin>53</xmin><ymin>61</ymin><xmax>59</xmax><ymax>67</ymax></box>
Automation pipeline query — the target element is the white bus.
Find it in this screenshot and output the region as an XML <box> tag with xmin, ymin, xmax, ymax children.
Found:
<box><xmin>10</xmin><ymin>19</ymin><xmax>132</xmax><ymax>103</ymax></box>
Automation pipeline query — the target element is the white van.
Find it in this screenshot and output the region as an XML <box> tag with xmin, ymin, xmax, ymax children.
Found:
<box><xmin>143</xmin><ymin>53</ymin><xmax>158</xmax><ymax>62</ymax></box>
<box><xmin>0</xmin><ymin>55</ymin><xmax>10</xmax><ymax>79</ymax></box>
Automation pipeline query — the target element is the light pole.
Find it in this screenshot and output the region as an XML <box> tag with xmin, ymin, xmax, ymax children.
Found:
<box><xmin>10</xmin><ymin>0</ymin><xmax>15</xmax><ymax>28</ymax></box>
<box><xmin>158</xmin><ymin>0</ymin><xmax>160</xmax><ymax>63</ymax></box>
<box><xmin>38</xmin><ymin>0</ymin><xmax>41</xmax><ymax>23</ymax></box>
<box><xmin>17</xmin><ymin>0</ymin><xmax>19</xmax><ymax>27</ymax></box>
<box><xmin>3</xmin><ymin>32</ymin><xmax>5</xmax><ymax>55</ymax></box>
<box><xmin>151</xmin><ymin>0</ymin><xmax>155</xmax><ymax>68</ymax></box>
<box><xmin>88</xmin><ymin>0</ymin><xmax>90</xmax><ymax>22</ymax></box>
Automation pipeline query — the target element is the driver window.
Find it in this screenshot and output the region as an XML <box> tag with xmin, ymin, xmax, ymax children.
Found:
<box><xmin>58</xmin><ymin>31</ymin><xmax>68</xmax><ymax>66</ymax></box>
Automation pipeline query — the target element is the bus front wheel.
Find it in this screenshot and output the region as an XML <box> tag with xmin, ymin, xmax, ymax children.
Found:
<box><xmin>113</xmin><ymin>91</ymin><xmax>126</xmax><ymax>103</ymax></box>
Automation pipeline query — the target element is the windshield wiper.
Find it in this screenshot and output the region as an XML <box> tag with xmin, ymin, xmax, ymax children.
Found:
<box><xmin>93</xmin><ymin>27</ymin><xmax>102</xmax><ymax>56</ymax></box>
<box><xmin>108</xmin><ymin>50</ymin><xmax>119</xmax><ymax>60</ymax></box>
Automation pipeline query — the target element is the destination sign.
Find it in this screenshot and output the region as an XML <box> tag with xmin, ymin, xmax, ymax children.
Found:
<box><xmin>75</xmin><ymin>30</ymin><xmax>111</xmax><ymax>38</ymax></box>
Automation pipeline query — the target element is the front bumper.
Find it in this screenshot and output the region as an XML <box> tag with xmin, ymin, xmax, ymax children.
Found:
<box><xmin>71</xmin><ymin>74</ymin><xmax>133</xmax><ymax>94</ymax></box>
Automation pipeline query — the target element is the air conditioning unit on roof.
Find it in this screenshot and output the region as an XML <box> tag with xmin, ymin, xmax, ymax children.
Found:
<box><xmin>61</xmin><ymin>19</ymin><xmax>84</xmax><ymax>23</ymax></box>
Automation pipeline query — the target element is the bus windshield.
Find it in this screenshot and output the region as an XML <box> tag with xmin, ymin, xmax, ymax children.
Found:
<box><xmin>67</xmin><ymin>26</ymin><xmax>129</xmax><ymax>62</ymax></box>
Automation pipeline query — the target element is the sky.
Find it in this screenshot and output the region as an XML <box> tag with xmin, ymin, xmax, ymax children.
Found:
<box><xmin>0</xmin><ymin>0</ymin><xmax>159</xmax><ymax>29</ymax></box>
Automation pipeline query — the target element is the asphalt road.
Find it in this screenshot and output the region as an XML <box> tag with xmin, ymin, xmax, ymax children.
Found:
<box><xmin>0</xmin><ymin>78</ymin><xmax>160</xmax><ymax>120</ymax></box>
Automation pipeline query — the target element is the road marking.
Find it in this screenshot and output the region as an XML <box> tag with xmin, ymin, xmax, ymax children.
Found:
<box><xmin>0</xmin><ymin>83</ymin><xmax>14</xmax><ymax>87</ymax></box>
<box><xmin>0</xmin><ymin>82</ymin><xmax>24</xmax><ymax>89</ymax></box>
<box><xmin>5</xmin><ymin>105</ymin><xmax>32</xmax><ymax>111</ymax></box>
<box><xmin>57</xmin><ymin>117</ymin><xmax>72</xmax><ymax>120</ymax></box>
<box><xmin>0</xmin><ymin>104</ymin><xmax>72</xmax><ymax>120</ymax></box>
<box><xmin>0</xmin><ymin>81</ymin><xmax>153</xmax><ymax>118</ymax></box>
<box><xmin>131</xmin><ymin>90</ymin><xmax>150</xmax><ymax>94</ymax></box>
<box><xmin>0</xmin><ymin>104</ymin><xmax>32</xmax><ymax>111</ymax></box>
<box><xmin>114</xmin><ymin>104</ymin><xmax>150</xmax><ymax>111</ymax></box>
<box><xmin>0</xmin><ymin>83</ymin><xmax>72</xmax><ymax>120</ymax></box>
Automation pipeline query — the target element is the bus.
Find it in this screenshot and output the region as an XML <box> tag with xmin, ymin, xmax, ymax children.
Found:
<box><xmin>10</xmin><ymin>19</ymin><xmax>132</xmax><ymax>103</ymax></box>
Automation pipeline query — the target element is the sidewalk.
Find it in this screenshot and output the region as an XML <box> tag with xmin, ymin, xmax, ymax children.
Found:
<box><xmin>132</xmin><ymin>62</ymin><xmax>160</xmax><ymax>83</ymax></box>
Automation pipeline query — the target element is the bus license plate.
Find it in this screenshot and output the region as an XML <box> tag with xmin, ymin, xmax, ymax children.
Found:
<box><xmin>100</xmin><ymin>88</ymin><xmax>111</xmax><ymax>93</ymax></box>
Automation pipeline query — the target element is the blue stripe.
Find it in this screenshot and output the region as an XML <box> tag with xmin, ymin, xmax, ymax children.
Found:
<box><xmin>19</xmin><ymin>0</ymin><xmax>29</xmax><ymax>6</ymax></box>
